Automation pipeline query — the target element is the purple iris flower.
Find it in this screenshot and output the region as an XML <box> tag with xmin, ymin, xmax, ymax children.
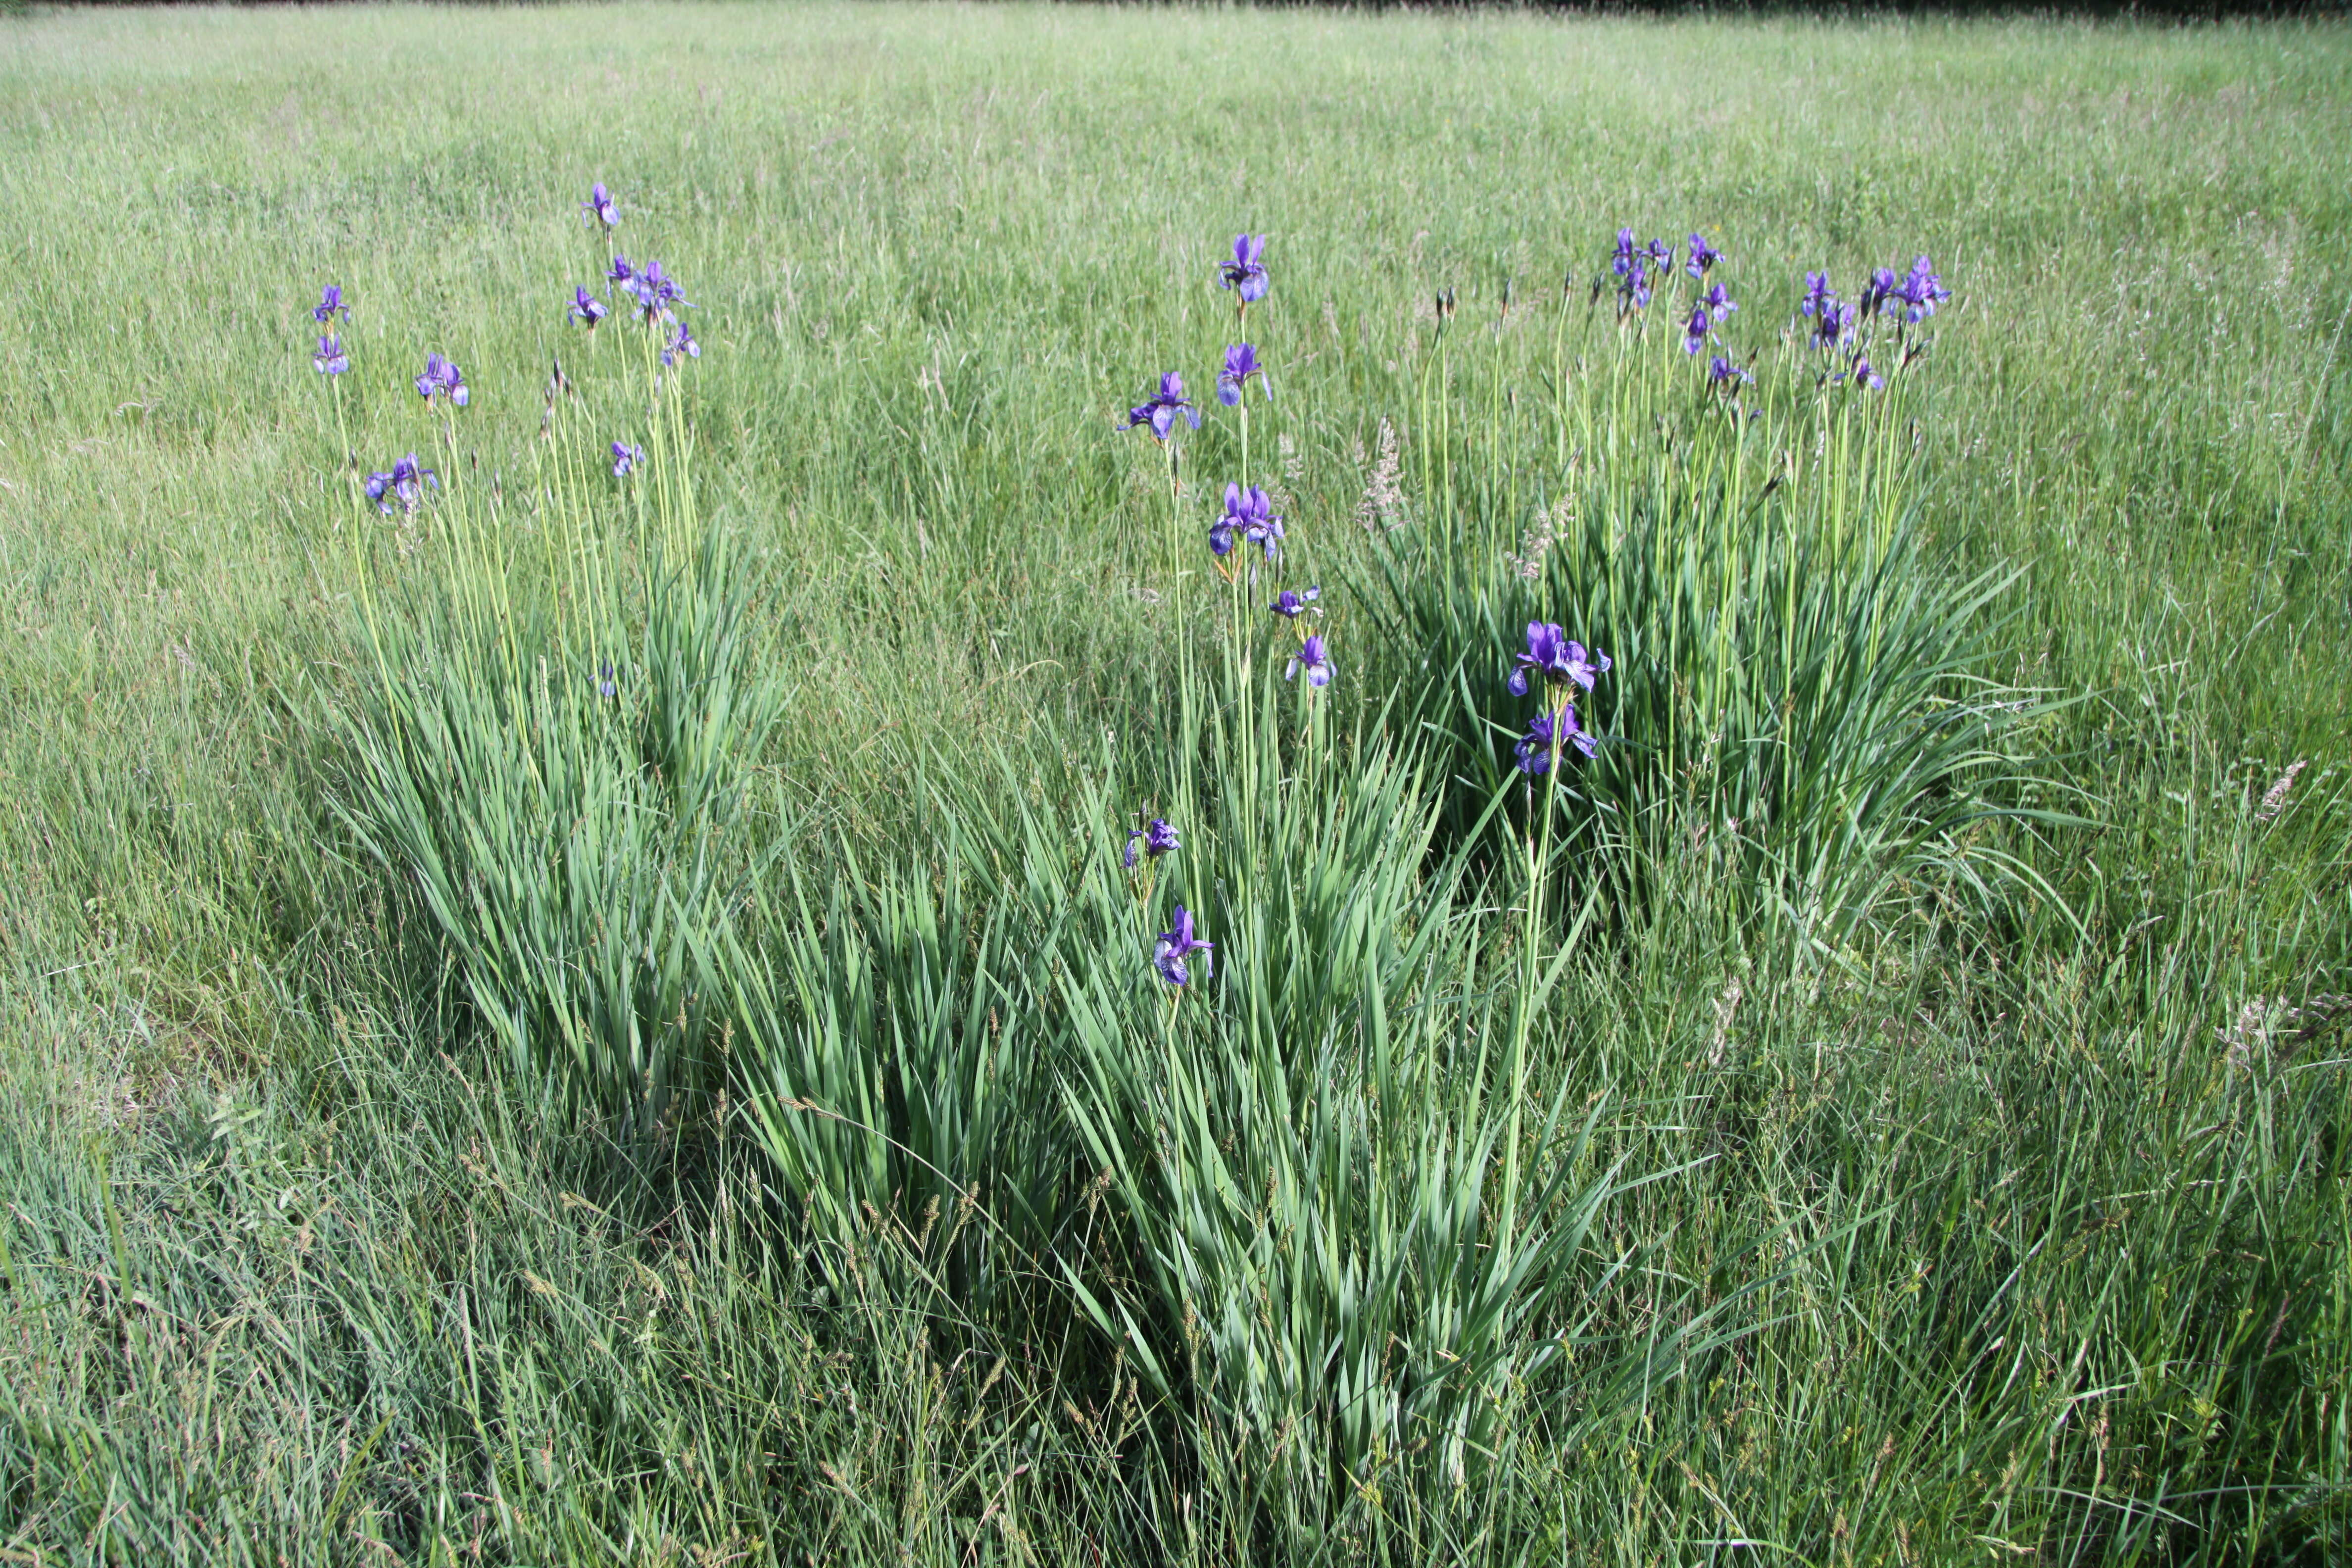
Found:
<box><xmin>390</xmin><ymin>453</ymin><xmax>435</xmax><ymax>508</ymax></box>
<box><xmin>415</xmin><ymin>353</ymin><xmax>468</xmax><ymax>407</ymax></box>
<box><xmin>1685</xmin><ymin>234</ymin><xmax>1722</xmax><ymax>279</ymax></box>
<box><xmin>611</xmin><ymin>440</ymin><xmax>643</xmax><ymax>477</ymax></box>
<box><xmin>583</xmin><ymin>182</ymin><xmax>619</xmax><ymax>231</ymax></box>
<box><xmin>1683</xmin><ymin>304</ymin><xmax>1711</xmax><ymax>356</ymax></box>
<box><xmin>572</xmin><ymin>287</ymin><xmax>608</xmax><ymax>327</ymax></box>
<box><xmin>312</xmin><ymin>284</ymin><xmax>346</xmax><ymax>325</ymax></box>
<box><xmin>1514</xmin><ymin>705</ymin><xmax>1597</xmax><ymax>774</ymax></box>
<box><xmin>1860</xmin><ymin>267</ymin><xmax>1899</xmax><ymax>319</ymax></box>
<box><xmin>313</xmin><ymin>335</ymin><xmax>349</xmax><ymax>375</ymax></box>
<box><xmin>1217</xmin><ymin>343</ymin><xmax>1262</xmax><ymax>407</ymax></box>
<box><xmin>1611</xmin><ymin>228</ymin><xmax>1640</xmax><ymax>279</ymax></box>
<box><xmin>662</xmin><ymin>323</ymin><xmax>698</xmax><ymax>366</ymax></box>
<box><xmin>1155</xmin><ymin>905</ymin><xmax>1214</xmax><ymax>986</ymax></box>
<box><xmin>1509</xmin><ymin>622</ymin><xmax>1609</xmax><ymax>695</ymax></box>
<box><xmin>1287</xmin><ymin>633</ymin><xmax>1334</xmax><ymax>688</ymax></box>
<box><xmin>1813</xmin><ymin>300</ymin><xmax>1850</xmax><ymax>351</ymax></box>
<box><xmin>1893</xmin><ymin>256</ymin><xmax>1948</xmax><ymax>323</ymax></box>
<box><xmin>1841</xmin><ymin>354</ymin><xmax>1884</xmax><ymax>391</ymax></box>
<box><xmin>1221</xmin><ymin>484</ymin><xmax>1282</xmax><ymax>561</ymax></box>
<box><xmin>598</xmin><ymin>662</ymin><xmax>618</xmax><ymax>698</ymax></box>
<box><xmin>1269</xmin><ymin>586</ymin><xmax>1321</xmax><ymax>619</ymax></box>
<box><xmin>1125</xmin><ymin>817</ymin><xmax>1181</xmax><ymax>870</ymax></box>
<box><xmin>1218</xmin><ymin>234</ymin><xmax>1269</xmax><ymax>304</ymax></box>
<box><xmin>608</xmin><ymin>255</ymin><xmax>635</xmax><ymax>290</ymax></box>
<box><xmin>1645</xmin><ymin>237</ymin><xmax>1674</xmax><ymax>272</ymax></box>
<box><xmin>1708</xmin><ymin>354</ymin><xmax>1750</xmax><ymax>390</ymax></box>
<box><xmin>624</xmin><ymin>259</ymin><xmax>689</xmax><ymax>323</ymax></box>
<box><xmin>1701</xmin><ymin>282</ymin><xmax>1737</xmax><ymax>324</ymax></box>
<box><xmin>1123</xmin><ymin>372</ymin><xmax>1202</xmax><ymax>441</ymax></box>
<box><xmin>366</xmin><ymin>453</ymin><xmax>434</xmax><ymax>514</ymax></box>
<box><xmin>1801</xmin><ymin>271</ymin><xmax>1837</xmax><ymax>319</ymax></box>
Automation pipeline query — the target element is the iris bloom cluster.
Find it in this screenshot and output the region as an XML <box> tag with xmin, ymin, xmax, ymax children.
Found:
<box><xmin>1211</xmin><ymin>484</ymin><xmax>1282</xmax><ymax>562</ymax></box>
<box><xmin>415</xmin><ymin>353</ymin><xmax>469</xmax><ymax>407</ymax></box>
<box><xmin>1509</xmin><ymin>622</ymin><xmax>1605</xmax><ymax>772</ymax></box>
<box><xmin>363</xmin><ymin>453</ymin><xmax>436</xmax><ymax>515</ymax></box>
<box><xmin>1798</xmin><ymin>254</ymin><xmax>1945</xmax><ymax>390</ymax></box>
<box><xmin>611</xmin><ymin>441</ymin><xmax>644</xmax><ymax>478</ymax></box>
<box><xmin>610</xmin><ymin>256</ymin><xmax>690</xmax><ymax>326</ymax></box>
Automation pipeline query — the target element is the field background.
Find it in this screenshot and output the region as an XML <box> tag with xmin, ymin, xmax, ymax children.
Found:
<box><xmin>1</xmin><ymin>4</ymin><xmax>2349</xmax><ymax>1565</ymax></box>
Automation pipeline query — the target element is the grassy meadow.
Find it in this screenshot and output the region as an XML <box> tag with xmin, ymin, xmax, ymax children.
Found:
<box><xmin>1</xmin><ymin>3</ymin><xmax>2349</xmax><ymax>1563</ymax></box>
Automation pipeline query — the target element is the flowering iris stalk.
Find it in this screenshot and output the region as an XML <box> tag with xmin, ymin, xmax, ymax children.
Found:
<box><xmin>1708</xmin><ymin>354</ymin><xmax>1750</xmax><ymax>393</ymax></box>
<box><xmin>597</xmin><ymin>662</ymin><xmax>618</xmax><ymax>699</ymax></box>
<box><xmin>662</xmin><ymin>323</ymin><xmax>698</xmax><ymax>366</ymax></box>
<box><xmin>611</xmin><ymin>440</ymin><xmax>643</xmax><ymax>477</ymax></box>
<box><xmin>1286</xmin><ymin>633</ymin><xmax>1333</xmax><ymax>688</ymax></box>
<box><xmin>582</xmin><ymin>182</ymin><xmax>619</xmax><ymax>231</ymax></box>
<box><xmin>1122</xmin><ymin>372</ymin><xmax>1201</xmax><ymax>442</ymax></box>
<box><xmin>571</xmin><ymin>287</ymin><xmax>608</xmax><ymax>327</ymax></box>
<box><xmin>1685</xmin><ymin>233</ymin><xmax>1722</xmax><ymax>279</ymax></box>
<box><xmin>1508</xmin><ymin>621</ymin><xmax>1609</xmax><ymax>696</ymax></box>
<box><xmin>313</xmin><ymin>285</ymin><xmax>346</xmax><ymax>325</ymax></box>
<box><xmin>1216</xmin><ymin>342</ymin><xmax>1262</xmax><ymax>407</ymax></box>
<box><xmin>1218</xmin><ymin>234</ymin><xmax>1269</xmax><ymax>314</ymax></box>
<box><xmin>1683</xmin><ymin>304</ymin><xmax>1711</xmax><ymax>356</ymax></box>
<box><xmin>1841</xmin><ymin>353</ymin><xmax>1885</xmax><ymax>391</ymax></box>
<box><xmin>313</xmin><ymin>335</ymin><xmax>349</xmax><ymax>375</ymax></box>
<box><xmin>415</xmin><ymin>353</ymin><xmax>468</xmax><ymax>407</ymax></box>
<box><xmin>1124</xmin><ymin>817</ymin><xmax>1180</xmax><ymax>870</ymax></box>
<box><xmin>1154</xmin><ymin>905</ymin><xmax>1213</xmax><ymax>986</ymax></box>
<box><xmin>1701</xmin><ymin>282</ymin><xmax>1737</xmax><ymax>324</ymax></box>
<box><xmin>1801</xmin><ymin>271</ymin><xmax>1837</xmax><ymax>320</ymax></box>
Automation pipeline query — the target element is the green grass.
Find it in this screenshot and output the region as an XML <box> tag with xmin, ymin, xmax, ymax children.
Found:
<box><xmin>2</xmin><ymin>4</ymin><xmax>2348</xmax><ymax>1563</ymax></box>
